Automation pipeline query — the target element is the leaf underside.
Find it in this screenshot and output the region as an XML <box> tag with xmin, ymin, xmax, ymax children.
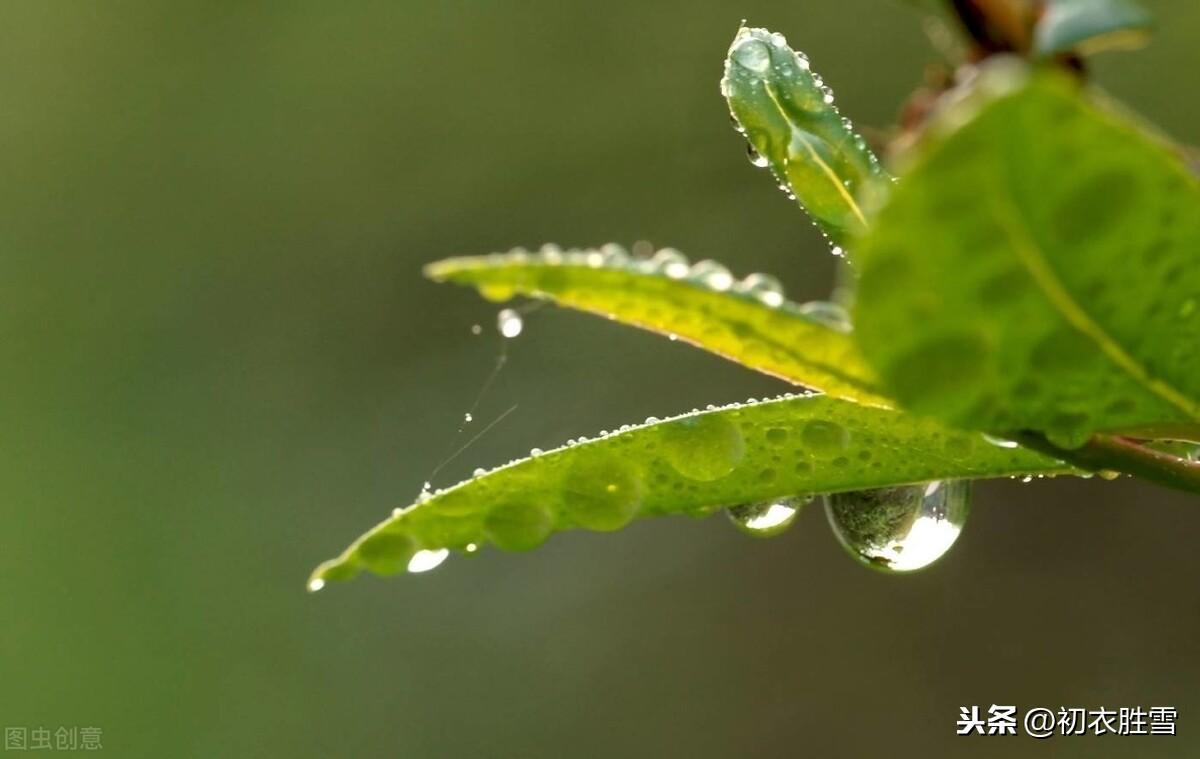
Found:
<box><xmin>426</xmin><ymin>247</ymin><xmax>889</xmax><ymax>406</ymax></box>
<box><xmin>855</xmin><ymin>65</ymin><xmax>1200</xmax><ymax>445</ymax></box>
<box><xmin>722</xmin><ymin>27</ymin><xmax>890</xmax><ymax>250</ymax></box>
<box><xmin>310</xmin><ymin>394</ymin><xmax>1069</xmax><ymax>587</ymax></box>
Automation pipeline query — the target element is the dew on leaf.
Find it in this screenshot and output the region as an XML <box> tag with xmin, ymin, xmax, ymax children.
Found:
<box><xmin>484</xmin><ymin>502</ymin><xmax>553</xmax><ymax>551</ymax></box>
<box><xmin>727</xmin><ymin>497</ymin><xmax>808</xmax><ymax>538</ymax></box>
<box><xmin>564</xmin><ymin>457</ymin><xmax>643</xmax><ymax>531</ymax></box>
<box><xmin>746</xmin><ymin>143</ymin><xmax>769</xmax><ymax>168</ymax></box>
<box><xmin>796</xmin><ymin>301</ymin><xmax>852</xmax><ymax>332</ymax></box>
<box><xmin>825</xmin><ymin>480</ymin><xmax>971</xmax><ymax>572</ymax></box>
<box><xmin>800</xmin><ymin>419</ymin><xmax>850</xmax><ymax>454</ymax></box>
<box><xmin>660</xmin><ymin>414</ymin><xmax>745</xmax><ymax>481</ymax></box>
<box><xmin>732</xmin><ymin>38</ymin><xmax>772</xmax><ymax>74</ymax></box>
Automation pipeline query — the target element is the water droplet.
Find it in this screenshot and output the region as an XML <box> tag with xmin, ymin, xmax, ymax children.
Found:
<box><xmin>465</xmin><ymin>542</ymin><xmax>479</xmax><ymax>553</ymax></box>
<box><xmin>407</xmin><ymin>548</ymin><xmax>450</xmax><ymax>574</ymax></box>
<box><xmin>800</xmin><ymin>419</ymin><xmax>849</xmax><ymax>454</ymax></box>
<box><xmin>497</xmin><ymin>308</ymin><xmax>523</xmax><ymax>338</ymax></box>
<box><xmin>470</xmin><ymin>324</ymin><xmax>482</xmax><ymax>335</ymax></box>
<box><xmin>746</xmin><ymin>143</ymin><xmax>769</xmax><ymax>168</ymax></box>
<box><xmin>529</xmin><ymin>447</ymin><xmax>544</xmax><ymax>457</ymax></box>
<box><xmin>650</xmin><ymin>247</ymin><xmax>690</xmax><ymax>279</ymax></box>
<box><xmin>660</xmin><ymin>414</ymin><xmax>746</xmax><ymax>481</ymax></box>
<box><xmin>737</xmin><ymin>272</ymin><xmax>785</xmax><ymax>307</ymax></box>
<box><xmin>769</xmin><ymin>32</ymin><xmax>788</xmax><ymax>48</ymax></box>
<box><xmin>733</xmin><ymin>39</ymin><xmax>771</xmax><ymax>74</ymax></box>
<box><xmin>485</xmin><ymin>502</ymin><xmax>553</xmax><ymax>551</ymax></box>
<box><xmin>689</xmin><ymin>259</ymin><xmax>734</xmax><ymax>291</ymax></box>
<box><xmin>464</xmin><ymin>412</ymin><xmax>473</xmax><ymax>423</ymax></box>
<box><xmin>982</xmin><ymin>434</ymin><xmax>1019</xmax><ymax>449</ymax></box>
<box><xmin>472</xmin><ymin>467</ymin><xmax>487</xmax><ymax>477</ymax></box>
<box><xmin>796</xmin><ymin>301</ymin><xmax>852</xmax><ymax>332</ymax></box>
<box><xmin>307</xmin><ymin>578</ymin><xmax>325</xmax><ymax>593</ymax></box>
<box><xmin>825</xmin><ymin>481</ymin><xmax>971</xmax><ymax>573</ymax></box>
<box><xmin>564</xmin><ymin>457</ymin><xmax>643</xmax><ymax>531</ymax></box>
<box><xmin>727</xmin><ymin>497</ymin><xmax>808</xmax><ymax>537</ymax></box>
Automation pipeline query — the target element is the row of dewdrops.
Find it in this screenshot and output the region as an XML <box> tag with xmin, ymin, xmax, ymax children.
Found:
<box><xmin>465</xmin><ymin>242</ymin><xmax>853</xmax><ymax>333</ymax></box>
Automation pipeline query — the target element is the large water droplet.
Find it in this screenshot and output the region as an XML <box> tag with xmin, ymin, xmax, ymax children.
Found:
<box><xmin>824</xmin><ymin>481</ymin><xmax>971</xmax><ymax>573</ymax></box>
<box><xmin>564</xmin><ymin>457</ymin><xmax>643</xmax><ymax>531</ymax></box>
<box><xmin>737</xmin><ymin>272</ymin><xmax>785</xmax><ymax>307</ymax></box>
<box><xmin>733</xmin><ymin>39</ymin><xmax>771</xmax><ymax>74</ymax></box>
<box><xmin>650</xmin><ymin>247</ymin><xmax>690</xmax><ymax>279</ymax></box>
<box><xmin>407</xmin><ymin>548</ymin><xmax>450</xmax><ymax>574</ymax></box>
<box><xmin>307</xmin><ymin>578</ymin><xmax>326</xmax><ymax>593</ymax></box>
<box><xmin>484</xmin><ymin>502</ymin><xmax>553</xmax><ymax>551</ymax></box>
<box><xmin>689</xmin><ymin>259</ymin><xmax>734</xmax><ymax>291</ymax></box>
<box><xmin>727</xmin><ymin>497</ymin><xmax>808</xmax><ymax>538</ymax></box>
<box><xmin>660</xmin><ymin>414</ymin><xmax>745</xmax><ymax>481</ymax></box>
<box><xmin>796</xmin><ymin>301</ymin><xmax>852</xmax><ymax>332</ymax></box>
<box><xmin>746</xmin><ymin>143</ymin><xmax>769</xmax><ymax>168</ymax></box>
<box><xmin>497</xmin><ymin>308</ymin><xmax>523</xmax><ymax>338</ymax></box>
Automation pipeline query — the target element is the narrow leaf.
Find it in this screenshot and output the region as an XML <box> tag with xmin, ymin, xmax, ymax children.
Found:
<box><xmin>722</xmin><ymin>26</ymin><xmax>890</xmax><ymax>250</ymax></box>
<box><xmin>309</xmin><ymin>394</ymin><xmax>1068</xmax><ymax>588</ymax></box>
<box><xmin>855</xmin><ymin>63</ymin><xmax>1200</xmax><ymax>445</ymax></box>
<box><xmin>1034</xmin><ymin>0</ymin><xmax>1152</xmax><ymax>58</ymax></box>
<box><xmin>426</xmin><ymin>245</ymin><xmax>888</xmax><ymax>406</ymax></box>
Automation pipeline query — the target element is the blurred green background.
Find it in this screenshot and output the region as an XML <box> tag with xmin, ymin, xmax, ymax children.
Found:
<box><xmin>2</xmin><ymin>1</ymin><xmax>1198</xmax><ymax>756</ymax></box>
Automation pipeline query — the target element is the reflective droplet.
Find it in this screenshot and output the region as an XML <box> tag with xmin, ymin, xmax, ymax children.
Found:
<box><xmin>407</xmin><ymin>548</ymin><xmax>450</xmax><ymax>574</ymax></box>
<box><xmin>307</xmin><ymin>578</ymin><xmax>325</xmax><ymax>593</ymax></box>
<box><xmin>982</xmin><ymin>433</ymin><xmax>1019</xmax><ymax>449</ymax></box>
<box><xmin>689</xmin><ymin>259</ymin><xmax>734</xmax><ymax>291</ymax></box>
<box><xmin>650</xmin><ymin>247</ymin><xmax>690</xmax><ymax>279</ymax></box>
<box><xmin>746</xmin><ymin>143</ymin><xmax>769</xmax><ymax>168</ymax></box>
<box><xmin>660</xmin><ymin>414</ymin><xmax>745</xmax><ymax>481</ymax></box>
<box><xmin>825</xmin><ymin>481</ymin><xmax>971</xmax><ymax>573</ymax></box>
<box><xmin>464</xmin><ymin>412</ymin><xmax>473</xmax><ymax>423</ymax></box>
<box><xmin>529</xmin><ymin>447</ymin><xmax>544</xmax><ymax>457</ymax></box>
<box><xmin>727</xmin><ymin>497</ymin><xmax>808</xmax><ymax>538</ymax></box>
<box><xmin>497</xmin><ymin>308</ymin><xmax>523</xmax><ymax>338</ymax></box>
<box><xmin>470</xmin><ymin>324</ymin><xmax>482</xmax><ymax>335</ymax></box>
<box><xmin>485</xmin><ymin>501</ymin><xmax>553</xmax><ymax>551</ymax></box>
<box><xmin>564</xmin><ymin>457</ymin><xmax>643</xmax><ymax>531</ymax></box>
<box><xmin>801</xmin><ymin>419</ymin><xmax>849</xmax><ymax>454</ymax></box>
<box><xmin>737</xmin><ymin>272</ymin><xmax>785</xmax><ymax>307</ymax></box>
<box><xmin>796</xmin><ymin>301</ymin><xmax>852</xmax><ymax>332</ymax></box>
<box><xmin>733</xmin><ymin>39</ymin><xmax>771</xmax><ymax>74</ymax></box>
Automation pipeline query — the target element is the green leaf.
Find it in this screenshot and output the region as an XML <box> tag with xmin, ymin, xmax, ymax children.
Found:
<box><xmin>426</xmin><ymin>245</ymin><xmax>890</xmax><ymax>406</ymax></box>
<box><xmin>1034</xmin><ymin>0</ymin><xmax>1152</xmax><ymax>58</ymax></box>
<box><xmin>855</xmin><ymin>63</ymin><xmax>1200</xmax><ymax>446</ymax></box>
<box><xmin>722</xmin><ymin>26</ymin><xmax>890</xmax><ymax>250</ymax></box>
<box><xmin>308</xmin><ymin>394</ymin><xmax>1068</xmax><ymax>588</ymax></box>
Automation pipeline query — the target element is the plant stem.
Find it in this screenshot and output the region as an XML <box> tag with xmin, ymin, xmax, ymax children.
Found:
<box><xmin>1013</xmin><ymin>432</ymin><xmax>1200</xmax><ymax>496</ymax></box>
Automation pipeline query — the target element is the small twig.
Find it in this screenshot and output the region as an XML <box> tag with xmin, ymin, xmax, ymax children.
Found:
<box><xmin>1013</xmin><ymin>432</ymin><xmax>1200</xmax><ymax>496</ymax></box>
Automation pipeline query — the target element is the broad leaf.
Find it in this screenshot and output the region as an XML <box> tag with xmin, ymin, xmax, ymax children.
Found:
<box><xmin>1034</xmin><ymin>0</ymin><xmax>1152</xmax><ymax>57</ymax></box>
<box><xmin>722</xmin><ymin>26</ymin><xmax>890</xmax><ymax>250</ymax></box>
<box><xmin>855</xmin><ymin>64</ymin><xmax>1200</xmax><ymax>446</ymax></box>
<box><xmin>309</xmin><ymin>394</ymin><xmax>1068</xmax><ymax>588</ymax></box>
<box><xmin>427</xmin><ymin>245</ymin><xmax>889</xmax><ymax>406</ymax></box>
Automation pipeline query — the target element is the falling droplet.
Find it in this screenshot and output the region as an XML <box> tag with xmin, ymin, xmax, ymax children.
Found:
<box><xmin>737</xmin><ymin>272</ymin><xmax>785</xmax><ymax>307</ymax></box>
<box><xmin>307</xmin><ymin>578</ymin><xmax>326</xmax><ymax>593</ymax></box>
<box><xmin>825</xmin><ymin>481</ymin><xmax>971</xmax><ymax>573</ymax></box>
<box><xmin>733</xmin><ymin>39</ymin><xmax>771</xmax><ymax>74</ymax></box>
<box><xmin>407</xmin><ymin>548</ymin><xmax>450</xmax><ymax>574</ymax></box>
<box><xmin>746</xmin><ymin>143</ymin><xmax>769</xmax><ymax>168</ymax></box>
<box><xmin>497</xmin><ymin>308</ymin><xmax>523</xmax><ymax>338</ymax></box>
<box><xmin>727</xmin><ymin>497</ymin><xmax>808</xmax><ymax>538</ymax></box>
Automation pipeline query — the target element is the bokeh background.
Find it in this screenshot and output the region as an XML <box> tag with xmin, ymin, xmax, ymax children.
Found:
<box><xmin>3</xmin><ymin>1</ymin><xmax>1198</xmax><ymax>757</ymax></box>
